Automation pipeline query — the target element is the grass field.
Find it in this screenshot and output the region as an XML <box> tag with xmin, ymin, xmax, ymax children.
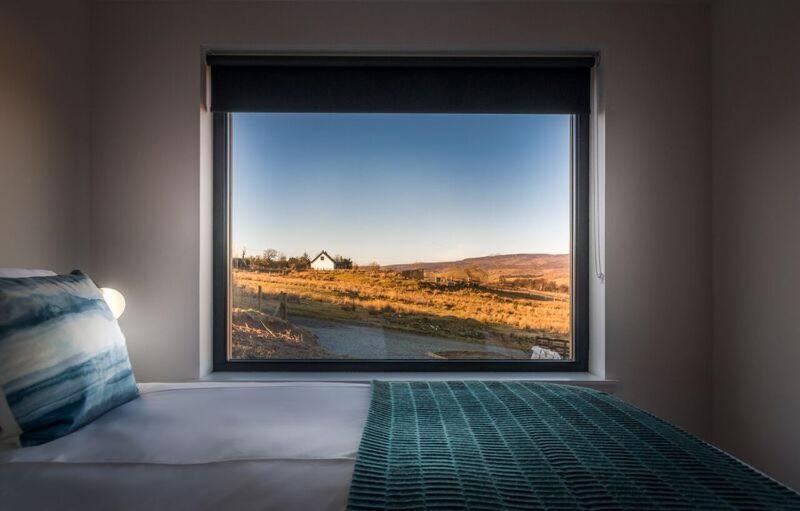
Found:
<box><xmin>231</xmin><ymin>256</ymin><xmax>571</xmax><ymax>358</ymax></box>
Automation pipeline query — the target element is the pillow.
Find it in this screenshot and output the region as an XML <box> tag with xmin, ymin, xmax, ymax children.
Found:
<box><xmin>0</xmin><ymin>268</ymin><xmax>57</xmax><ymax>278</ymax></box>
<box><xmin>0</xmin><ymin>271</ymin><xmax>138</xmax><ymax>446</ymax></box>
<box><xmin>0</xmin><ymin>268</ymin><xmax>75</xmax><ymax>448</ymax></box>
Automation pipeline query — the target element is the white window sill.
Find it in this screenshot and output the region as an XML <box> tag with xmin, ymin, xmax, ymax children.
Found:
<box><xmin>200</xmin><ymin>371</ymin><xmax>616</xmax><ymax>393</ymax></box>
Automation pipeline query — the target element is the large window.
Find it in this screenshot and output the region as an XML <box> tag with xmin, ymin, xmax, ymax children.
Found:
<box><xmin>211</xmin><ymin>56</ymin><xmax>591</xmax><ymax>371</ymax></box>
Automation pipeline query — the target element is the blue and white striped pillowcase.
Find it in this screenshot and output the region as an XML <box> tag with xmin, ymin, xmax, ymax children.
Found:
<box><xmin>0</xmin><ymin>271</ymin><xmax>138</xmax><ymax>446</ymax></box>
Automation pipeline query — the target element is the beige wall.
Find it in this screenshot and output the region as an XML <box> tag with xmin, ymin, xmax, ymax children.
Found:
<box><xmin>712</xmin><ymin>0</ymin><xmax>800</xmax><ymax>490</ymax></box>
<box><xmin>0</xmin><ymin>0</ymin><xmax>91</xmax><ymax>274</ymax></box>
<box><xmin>90</xmin><ymin>0</ymin><xmax>713</xmax><ymax>437</ymax></box>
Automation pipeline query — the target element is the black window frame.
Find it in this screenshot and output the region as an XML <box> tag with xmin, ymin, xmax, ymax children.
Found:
<box><xmin>212</xmin><ymin>56</ymin><xmax>590</xmax><ymax>372</ymax></box>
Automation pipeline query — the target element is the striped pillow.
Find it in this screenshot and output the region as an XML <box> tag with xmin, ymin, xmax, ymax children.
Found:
<box><xmin>0</xmin><ymin>272</ymin><xmax>138</xmax><ymax>446</ymax></box>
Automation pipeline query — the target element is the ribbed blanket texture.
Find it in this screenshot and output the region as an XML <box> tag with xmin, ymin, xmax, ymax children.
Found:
<box><xmin>348</xmin><ymin>381</ymin><xmax>800</xmax><ymax>510</ymax></box>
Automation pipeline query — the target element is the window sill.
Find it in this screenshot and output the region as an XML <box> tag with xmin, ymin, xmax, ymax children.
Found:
<box><xmin>200</xmin><ymin>371</ymin><xmax>616</xmax><ymax>393</ymax></box>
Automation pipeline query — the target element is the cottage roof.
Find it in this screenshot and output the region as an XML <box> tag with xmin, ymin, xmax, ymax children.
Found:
<box><xmin>310</xmin><ymin>250</ymin><xmax>334</xmax><ymax>264</ymax></box>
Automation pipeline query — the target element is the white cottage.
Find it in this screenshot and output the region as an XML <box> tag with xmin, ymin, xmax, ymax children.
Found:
<box><xmin>310</xmin><ymin>250</ymin><xmax>337</xmax><ymax>271</ymax></box>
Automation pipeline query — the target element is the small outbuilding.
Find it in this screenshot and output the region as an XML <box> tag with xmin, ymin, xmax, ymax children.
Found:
<box><xmin>400</xmin><ymin>269</ymin><xmax>425</xmax><ymax>280</ymax></box>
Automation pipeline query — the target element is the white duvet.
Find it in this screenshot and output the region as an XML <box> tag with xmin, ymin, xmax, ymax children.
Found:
<box><xmin>0</xmin><ymin>381</ymin><xmax>371</xmax><ymax>511</ymax></box>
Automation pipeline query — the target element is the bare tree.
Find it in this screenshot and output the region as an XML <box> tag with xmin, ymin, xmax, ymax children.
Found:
<box><xmin>263</xmin><ymin>249</ymin><xmax>278</xmax><ymax>262</ymax></box>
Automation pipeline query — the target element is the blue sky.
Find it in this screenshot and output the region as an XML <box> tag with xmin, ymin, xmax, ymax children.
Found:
<box><xmin>232</xmin><ymin>113</ymin><xmax>571</xmax><ymax>266</ymax></box>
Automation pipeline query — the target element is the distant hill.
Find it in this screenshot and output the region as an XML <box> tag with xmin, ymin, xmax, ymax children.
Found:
<box><xmin>384</xmin><ymin>253</ymin><xmax>570</xmax><ymax>283</ymax></box>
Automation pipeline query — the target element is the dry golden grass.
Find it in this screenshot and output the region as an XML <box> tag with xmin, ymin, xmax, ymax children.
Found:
<box><xmin>232</xmin><ymin>269</ymin><xmax>570</xmax><ymax>346</ymax></box>
<box><xmin>230</xmin><ymin>308</ymin><xmax>333</xmax><ymax>359</ymax></box>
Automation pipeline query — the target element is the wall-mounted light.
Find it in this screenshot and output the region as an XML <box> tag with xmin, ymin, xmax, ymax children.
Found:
<box><xmin>101</xmin><ymin>288</ymin><xmax>126</xmax><ymax>319</ymax></box>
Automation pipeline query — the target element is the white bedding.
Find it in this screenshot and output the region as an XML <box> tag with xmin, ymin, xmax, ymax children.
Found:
<box><xmin>0</xmin><ymin>381</ymin><xmax>371</xmax><ymax>511</ymax></box>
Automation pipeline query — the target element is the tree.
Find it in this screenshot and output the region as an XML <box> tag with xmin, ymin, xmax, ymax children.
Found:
<box><xmin>286</xmin><ymin>252</ymin><xmax>311</xmax><ymax>271</ymax></box>
<box><xmin>263</xmin><ymin>249</ymin><xmax>278</xmax><ymax>262</ymax></box>
<box><xmin>337</xmin><ymin>257</ymin><xmax>353</xmax><ymax>269</ymax></box>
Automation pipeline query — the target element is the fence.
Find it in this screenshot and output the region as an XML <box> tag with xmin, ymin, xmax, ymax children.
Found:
<box><xmin>533</xmin><ymin>336</ymin><xmax>570</xmax><ymax>358</ymax></box>
<box><xmin>235</xmin><ymin>284</ymin><xmax>288</xmax><ymax>320</ymax></box>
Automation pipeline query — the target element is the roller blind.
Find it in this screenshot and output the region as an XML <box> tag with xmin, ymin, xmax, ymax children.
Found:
<box><xmin>206</xmin><ymin>55</ymin><xmax>594</xmax><ymax>114</ymax></box>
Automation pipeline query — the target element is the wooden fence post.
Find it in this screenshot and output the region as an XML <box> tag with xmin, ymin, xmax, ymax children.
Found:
<box><xmin>258</xmin><ymin>285</ymin><xmax>262</xmax><ymax>312</ymax></box>
<box><xmin>277</xmin><ymin>292</ymin><xmax>287</xmax><ymax>320</ymax></box>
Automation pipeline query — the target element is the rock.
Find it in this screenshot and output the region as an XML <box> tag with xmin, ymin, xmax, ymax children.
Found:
<box><xmin>530</xmin><ymin>345</ymin><xmax>562</xmax><ymax>360</ymax></box>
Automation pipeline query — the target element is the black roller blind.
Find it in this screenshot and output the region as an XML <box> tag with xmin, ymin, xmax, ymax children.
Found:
<box><xmin>207</xmin><ymin>55</ymin><xmax>594</xmax><ymax>114</ymax></box>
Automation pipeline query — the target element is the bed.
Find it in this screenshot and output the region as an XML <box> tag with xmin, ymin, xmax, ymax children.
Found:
<box><xmin>0</xmin><ymin>382</ymin><xmax>370</xmax><ymax>511</ymax></box>
<box><xmin>2</xmin><ymin>381</ymin><xmax>799</xmax><ymax>510</ymax></box>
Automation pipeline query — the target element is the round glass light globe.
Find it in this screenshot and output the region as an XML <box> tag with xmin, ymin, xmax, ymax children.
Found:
<box><xmin>101</xmin><ymin>287</ymin><xmax>126</xmax><ymax>319</ymax></box>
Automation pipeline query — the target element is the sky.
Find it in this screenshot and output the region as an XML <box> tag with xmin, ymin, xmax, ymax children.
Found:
<box><xmin>232</xmin><ymin>113</ymin><xmax>571</xmax><ymax>266</ymax></box>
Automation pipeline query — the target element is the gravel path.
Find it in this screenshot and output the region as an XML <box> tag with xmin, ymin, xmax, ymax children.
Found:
<box><xmin>291</xmin><ymin>316</ymin><xmax>528</xmax><ymax>359</ymax></box>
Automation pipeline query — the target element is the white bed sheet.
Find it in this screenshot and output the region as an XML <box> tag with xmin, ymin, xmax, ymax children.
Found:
<box><xmin>0</xmin><ymin>381</ymin><xmax>371</xmax><ymax>511</ymax></box>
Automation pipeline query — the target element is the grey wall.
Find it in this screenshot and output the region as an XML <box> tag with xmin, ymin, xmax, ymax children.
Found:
<box><xmin>712</xmin><ymin>0</ymin><xmax>800</xmax><ymax>490</ymax></box>
<box><xmin>90</xmin><ymin>0</ymin><xmax>713</xmax><ymax>438</ymax></box>
<box><xmin>6</xmin><ymin>0</ymin><xmax>800</xmax><ymax>492</ymax></box>
<box><xmin>0</xmin><ymin>0</ymin><xmax>91</xmax><ymax>274</ymax></box>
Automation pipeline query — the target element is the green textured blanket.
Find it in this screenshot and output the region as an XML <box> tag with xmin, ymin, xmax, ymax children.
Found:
<box><xmin>348</xmin><ymin>381</ymin><xmax>800</xmax><ymax>510</ymax></box>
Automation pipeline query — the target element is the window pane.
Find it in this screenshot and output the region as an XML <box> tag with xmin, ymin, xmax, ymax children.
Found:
<box><xmin>229</xmin><ymin>113</ymin><xmax>572</xmax><ymax>361</ymax></box>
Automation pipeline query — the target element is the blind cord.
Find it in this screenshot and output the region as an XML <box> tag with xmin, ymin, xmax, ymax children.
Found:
<box><xmin>592</xmin><ymin>65</ymin><xmax>605</xmax><ymax>282</ymax></box>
